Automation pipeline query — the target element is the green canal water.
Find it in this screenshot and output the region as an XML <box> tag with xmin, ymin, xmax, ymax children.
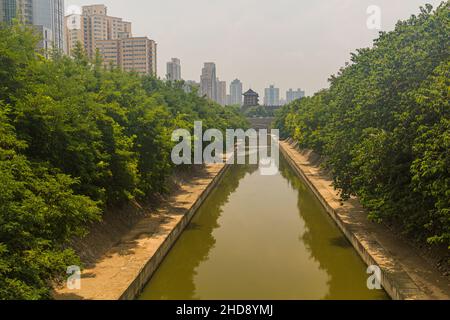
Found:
<box><xmin>139</xmin><ymin>155</ymin><xmax>388</xmax><ymax>300</ymax></box>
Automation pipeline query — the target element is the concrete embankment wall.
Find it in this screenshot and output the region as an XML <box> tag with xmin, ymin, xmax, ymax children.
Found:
<box><xmin>120</xmin><ymin>164</ymin><xmax>230</xmax><ymax>300</ymax></box>
<box><xmin>54</xmin><ymin>163</ymin><xmax>230</xmax><ymax>300</ymax></box>
<box><xmin>280</xmin><ymin>139</ymin><xmax>434</xmax><ymax>300</ymax></box>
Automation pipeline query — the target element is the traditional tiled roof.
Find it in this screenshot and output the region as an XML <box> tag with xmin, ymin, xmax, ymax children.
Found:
<box><xmin>243</xmin><ymin>89</ymin><xmax>259</xmax><ymax>96</ymax></box>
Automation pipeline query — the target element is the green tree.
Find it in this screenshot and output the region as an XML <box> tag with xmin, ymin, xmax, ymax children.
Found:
<box><xmin>275</xmin><ymin>2</ymin><xmax>450</xmax><ymax>248</ymax></box>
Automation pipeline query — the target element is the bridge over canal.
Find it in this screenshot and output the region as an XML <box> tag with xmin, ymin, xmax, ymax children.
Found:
<box><xmin>247</xmin><ymin>117</ymin><xmax>275</xmax><ymax>130</ymax></box>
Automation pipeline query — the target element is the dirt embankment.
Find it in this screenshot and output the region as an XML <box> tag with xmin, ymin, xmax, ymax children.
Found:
<box><xmin>283</xmin><ymin>139</ymin><xmax>449</xmax><ymax>276</ymax></box>
<box><xmin>55</xmin><ymin>164</ymin><xmax>225</xmax><ymax>300</ymax></box>
<box><xmin>281</xmin><ymin>139</ymin><xmax>450</xmax><ymax>300</ymax></box>
<box><xmin>71</xmin><ymin>166</ymin><xmax>207</xmax><ymax>268</ymax></box>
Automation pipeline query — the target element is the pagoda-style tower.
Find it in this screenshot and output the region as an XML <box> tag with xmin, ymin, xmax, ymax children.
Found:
<box><xmin>242</xmin><ymin>89</ymin><xmax>259</xmax><ymax>107</ymax></box>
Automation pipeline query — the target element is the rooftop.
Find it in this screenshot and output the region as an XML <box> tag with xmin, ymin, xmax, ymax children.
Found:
<box><xmin>243</xmin><ymin>89</ymin><xmax>259</xmax><ymax>96</ymax></box>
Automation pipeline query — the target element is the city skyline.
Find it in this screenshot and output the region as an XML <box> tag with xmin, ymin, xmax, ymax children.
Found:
<box><xmin>172</xmin><ymin>58</ymin><xmax>302</xmax><ymax>106</ymax></box>
<box><xmin>66</xmin><ymin>0</ymin><xmax>443</xmax><ymax>96</ymax></box>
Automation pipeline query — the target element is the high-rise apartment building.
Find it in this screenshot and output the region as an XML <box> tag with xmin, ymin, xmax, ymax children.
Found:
<box><xmin>65</xmin><ymin>4</ymin><xmax>132</xmax><ymax>57</ymax></box>
<box><xmin>77</xmin><ymin>4</ymin><xmax>132</xmax><ymax>58</ymax></box>
<box><xmin>1</xmin><ymin>0</ymin><xmax>64</xmax><ymax>51</ymax></box>
<box><xmin>96</xmin><ymin>37</ymin><xmax>157</xmax><ymax>75</ymax></box>
<box><xmin>264</xmin><ymin>85</ymin><xmax>280</xmax><ymax>106</ymax></box>
<box><xmin>286</xmin><ymin>88</ymin><xmax>305</xmax><ymax>103</ymax></box>
<box><xmin>94</xmin><ymin>38</ymin><xmax>120</xmax><ymax>65</ymax></box>
<box><xmin>107</xmin><ymin>16</ymin><xmax>131</xmax><ymax>40</ymax></box>
<box><xmin>166</xmin><ymin>58</ymin><xmax>181</xmax><ymax>81</ymax></box>
<box><xmin>65</xmin><ymin>5</ymin><xmax>157</xmax><ymax>76</ymax></box>
<box><xmin>80</xmin><ymin>4</ymin><xmax>107</xmax><ymax>57</ymax></box>
<box><xmin>230</xmin><ymin>79</ymin><xmax>243</xmax><ymax>106</ymax></box>
<box><xmin>200</xmin><ymin>62</ymin><xmax>217</xmax><ymax>102</ymax></box>
<box><xmin>217</xmin><ymin>79</ymin><xmax>227</xmax><ymax>106</ymax></box>
<box><xmin>121</xmin><ymin>37</ymin><xmax>157</xmax><ymax>75</ymax></box>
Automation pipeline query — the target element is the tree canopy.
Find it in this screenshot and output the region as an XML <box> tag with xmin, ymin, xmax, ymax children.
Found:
<box><xmin>0</xmin><ymin>23</ymin><xmax>248</xmax><ymax>299</ymax></box>
<box><xmin>275</xmin><ymin>2</ymin><xmax>450</xmax><ymax>248</ymax></box>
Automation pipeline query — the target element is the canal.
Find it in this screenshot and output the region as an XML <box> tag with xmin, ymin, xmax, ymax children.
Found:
<box><xmin>139</xmin><ymin>154</ymin><xmax>388</xmax><ymax>300</ymax></box>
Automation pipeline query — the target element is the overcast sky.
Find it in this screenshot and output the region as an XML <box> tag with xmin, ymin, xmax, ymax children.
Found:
<box><xmin>66</xmin><ymin>0</ymin><xmax>444</xmax><ymax>96</ymax></box>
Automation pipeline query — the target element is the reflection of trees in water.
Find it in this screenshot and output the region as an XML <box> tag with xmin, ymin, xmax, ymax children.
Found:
<box><xmin>148</xmin><ymin>164</ymin><xmax>258</xmax><ymax>299</ymax></box>
<box><xmin>279</xmin><ymin>158</ymin><xmax>383</xmax><ymax>300</ymax></box>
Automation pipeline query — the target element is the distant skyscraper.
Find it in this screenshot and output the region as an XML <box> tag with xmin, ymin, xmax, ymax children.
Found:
<box><xmin>96</xmin><ymin>37</ymin><xmax>157</xmax><ymax>75</ymax></box>
<box><xmin>264</xmin><ymin>85</ymin><xmax>280</xmax><ymax>106</ymax></box>
<box><xmin>166</xmin><ymin>58</ymin><xmax>181</xmax><ymax>81</ymax></box>
<box><xmin>200</xmin><ymin>62</ymin><xmax>217</xmax><ymax>102</ymax></box>
<box><xmin>286</xmin><ymin>88</ymin><xmax>305</xmax><ymax>103</ymax></box>
<box><xmin>217</xmin><ymin>79</ymin><xmax>227</xmax><ymax>106</ymax></box>
<box><xmin>1</xmin><ymin>0</ymin><xmax>64</xmax><ymax>51</ymax></box>
<box><xmin>230</xmin><ymin>79</ymin><xmax>243</xmax><ymax>106</ymax></box>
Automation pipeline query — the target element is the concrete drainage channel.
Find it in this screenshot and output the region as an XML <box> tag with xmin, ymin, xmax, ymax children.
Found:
<box><xmin>59</xmin><ymin>140</ymin><xmax>439</xmax><ymax>300</ymax></box>
<box><xmin>128</xmin><ymin>141</ymin><xmax>423</xmax><ymax>300</ymax></box>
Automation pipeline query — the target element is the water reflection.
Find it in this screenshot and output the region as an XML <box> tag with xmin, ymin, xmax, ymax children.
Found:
<box><xmin>139</xmin><ymin>156</ymin><xmax>388</xmax><ymax>300</ymax></box>
<box><xmin>139</xmin><ymin>164</ymin><xmax>257</xmax><ymax>300</ymax></box>
<box><xmin>279</xmin><ymin>160</ymin><xmax>388</xmax><ymax>300</ymax></box>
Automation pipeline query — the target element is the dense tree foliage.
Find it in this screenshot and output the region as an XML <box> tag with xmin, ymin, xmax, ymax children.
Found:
<box><xmin>275</xmin><ymin>3</ymin><xmax>449</xmax><ymax>248</ymax></box>
<box><xmin>0</xmin><ymin>24</ymin><xmax>247</xmax><ymax>299</ymax></box>
<box><xmin>244</xmin><ymin>106</ymin><xmax>275</xmax><ymax>118</ymax></box>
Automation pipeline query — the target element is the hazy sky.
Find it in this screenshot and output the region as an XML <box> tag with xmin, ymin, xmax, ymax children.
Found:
<box><xmin>66</xmin><ymin>0</ymin><xmax>444</xmax><ymax>96</ymax></box>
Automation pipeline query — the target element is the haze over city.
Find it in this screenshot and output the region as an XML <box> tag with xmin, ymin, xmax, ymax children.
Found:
<box><xmin>66</xmin><ymin>0</ymin><xmax>443</xmax><ymax>95</ymax></box>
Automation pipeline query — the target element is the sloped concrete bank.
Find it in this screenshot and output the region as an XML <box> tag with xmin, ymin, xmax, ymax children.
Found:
<box><xmin>280</xmin><ymin>139</ymin><xmax>450</xmax><ymax>300</ymax></box>
<box><xmin>55</xmin><ymin>163</ymin><xmax>229</xmax><ymax>300</ymax></box>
